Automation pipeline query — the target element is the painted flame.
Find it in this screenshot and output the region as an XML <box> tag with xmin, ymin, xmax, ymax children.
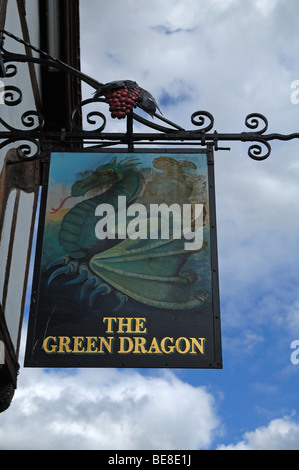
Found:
<box><xmin>50</xmin><ymin>195</ymin><xmax>73</xmax><ymax>214</ymax></box>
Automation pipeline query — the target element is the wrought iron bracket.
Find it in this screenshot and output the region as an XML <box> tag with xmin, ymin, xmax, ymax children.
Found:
<box><xmin>1</xmin><ymin>29</ymin><xmax>299</xmax><ymax>163</ymax></box>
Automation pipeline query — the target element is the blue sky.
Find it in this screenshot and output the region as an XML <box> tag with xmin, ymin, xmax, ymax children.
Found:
<box><xmin>2</xmin><ymin>0</ymin><xmax>299</xmax><ymax>450</ymax></box>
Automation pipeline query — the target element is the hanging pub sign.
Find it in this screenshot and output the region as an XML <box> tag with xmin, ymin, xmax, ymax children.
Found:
<box><xmin>25</xmin><ymin>149</ymin><xmax>222</xmax><ymax>368</ymax></box>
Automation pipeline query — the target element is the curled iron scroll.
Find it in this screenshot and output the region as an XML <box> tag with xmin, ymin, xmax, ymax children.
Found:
<box><xmin>21</xmin><ymin>110</ymin><xmax>45</xmax><ymax>131</ymax></box>
<box><xmin>15</xmin><ymin>138</ymin><xmax>41</xmax><ymax>161</ymax></box>
<box><xmin>71</xmin><ymin>98</ymin><xmax>107</xmax><ymax>133</ymax></box>
<box><xmin>191</xmin><ymin>111</ymin><xmax>215</xmax><ymax>132</ymax></box>
<box><xmin>244</xmin><ymin>113</ymin><xmax>271</xmax><ymax>160</ymax></box>
<box><xmin>2</xmin><ymin>63</ymin><xmax>18</xmax><ymax>78</ymax></box>
<box><xmin>0</xmin><ymin>84</ymin><xmax>22</xmax><ymax>106</ymax></box>
<box><xmin>0</xmin><ymin>62</ymin><xmax>22</xmax><ymax>105</ymax></box>
<box><xmin>245</xmin><ymin>113</ymin><xmax>268</xmax><ymax>134</ymax></box>
<box><xmin>0</xmin><ymin>110</ymin><xmax>44</xmax><ymax>132</ymax></box>
<box><xmin>0</xmin><ymin>110</ymin><xmax>44</xmax><ymax>162</ymax></box>
<box><xmin>0</xmin><ymin>137</ymin><xmax>41</xmax><ymax>161</ymax></box>
<box><xmin>247</xmin><ymin>140</ymin><xmax>271</xmax><ymax>161</ymax></box>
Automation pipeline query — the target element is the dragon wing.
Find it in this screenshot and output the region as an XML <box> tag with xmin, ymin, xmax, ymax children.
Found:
<box><xmin>89</xmin><ymin>236</ymin><xmax>209</xmax><ymax>310</ymax></box>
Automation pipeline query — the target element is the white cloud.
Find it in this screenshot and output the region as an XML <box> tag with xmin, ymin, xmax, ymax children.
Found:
<box><xmin>0</xmin><ymin>333</ymin><xmax>221</xmax><ymax>450</ymax></box>
<box><xmin>218</xmin><ymin>415</ymin><xmax>299</xmax><ymax>450</ymax></box>
<box><xmin>286</xmin><ymin>301</ymin><xmax>299</xmax><ymax>334</ymax></box>
<box><xmin>224</xmin><ymin>329</ymin><xmax>264</xmax><ymax>356</ymax></box>
<box><xmin>255</xmin><ymin>0</ymin><xmax>279</xmax><ymax>16</ymax></box>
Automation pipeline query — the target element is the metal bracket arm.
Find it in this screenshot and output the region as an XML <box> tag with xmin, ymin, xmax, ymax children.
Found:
<box><xmin>1</xmin><ymin>29</ymin><xmax>299</xmax><ymax>162</ymax></box>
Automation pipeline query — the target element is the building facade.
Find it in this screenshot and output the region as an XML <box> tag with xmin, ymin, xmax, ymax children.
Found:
<box><xmin>0</xmin><ymin>0</ymin><xmax>81</xmax><ymax>412</ymax></box>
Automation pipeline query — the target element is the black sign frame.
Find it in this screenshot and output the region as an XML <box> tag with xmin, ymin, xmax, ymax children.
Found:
<box><xmin>25</xmin><ymin>148</ymin><xmax>222</xmax><ymax>369</ymax></box>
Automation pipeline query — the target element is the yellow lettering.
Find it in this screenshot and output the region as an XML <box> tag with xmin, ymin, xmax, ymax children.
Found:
<box><xmin>103</xmin><ymin>317</ymin><xmax>117</xmax><ymax>333</ymax></box>
<box><xmin>73</xmin><ymin>336</ymin><xmax>85</xmax><ymax>353</ymax></box>
<box><xmin>160</xmin><ymin>337</ymin><xmax>175</xmax><ymax>354</ymax></box>
<box><xmin>135</xmin><ymin>318</ymin><xmax>147</xmax><ymax>334</ymax></box>
<box><xmin>117</xmin><ymin>317</ymin><xmax>134</xmax><ymax>333</ymax></box>
<box><xmin>42</xmin><ymin>334</ymin><xmax>206</xmax><ymax>357</ymax></box>
<box><xmin>98</xmin><ymin>336</ymin><xmax>114</xmax><ymax>354</ymax></box>
<box><xmin>57</xmin><ymin>336</ymin><xmax>72</xmax><ymax>353</ymax></box>
<box><xmin>190</xmin><ymin>338</ymin><xmax>206</xmax><ymax>355</ymax></box>
<box><xmin>133</xmin><ymin>337</ymin><xmax>147</xmax><ymax>354</ymax></box>
<box><xmin>147</xmin><ymin>337</ymin><xmax>162</xmax><ymax>354</ymax></box>
<box><xmin>119</xmin><ymin>337</ymin><xmax>134</xmax><ymax>353</ymax></box>
<box><xmin>43</xmin><ymin>336</ymin><xmax>58</xmax><ymax>354</ymax></box>
<box><xmin>86</xmin><ymin>336</ymin><xmax>98</xmax><ymax>353</ymax></box>
<box><xmin>175</xmin><ymin>337</ymin><xmax>190</xmax><ymax>354</ymax></box>
<box><xmin>103</xmin><ymin>316</ymin><xmax>147</xmax><ymax>334</ymax></box>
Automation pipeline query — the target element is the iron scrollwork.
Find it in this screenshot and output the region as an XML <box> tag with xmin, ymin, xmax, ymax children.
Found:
<box><xmin>191</xmin><ymin>111</ymin><xmax>215</xmax><ymax>132</ymax></box>
<box><xmin>0</xmin><ymin>101</ymin><xmax>45</xmax><ymax>161</ymax></box>
<box><xmin>242</xmin><ymin>113</ymin><xmax>271</xmax><ymax>161</ymax></box>
<box><xmin>1</xmin><ymin>29</ymin><xmax>299</xmax><ymax>162</ymax></box>
<box><xmin>71</xmin><ymin>98</ymin><xmax>107</xmax><ymax>133</ymax></box>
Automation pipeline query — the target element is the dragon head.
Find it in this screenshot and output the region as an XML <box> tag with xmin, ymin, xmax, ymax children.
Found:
<box><xmin>71</xmin><ymin>158</ymin><xmax>120</xmax><ymax>197</ymax></box>
<box><xmin>50</xmin><ymin>156</ymin><xmax>140</xmax><ymax>214</ymax></box>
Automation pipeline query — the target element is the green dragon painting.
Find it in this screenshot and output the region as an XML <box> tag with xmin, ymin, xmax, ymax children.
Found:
<box><xmin>41</xmin><ymin>152</ymin><xmax>211</xmax><ymax>313</ymax></box>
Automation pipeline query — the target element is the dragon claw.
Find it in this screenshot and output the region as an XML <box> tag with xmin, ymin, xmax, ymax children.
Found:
<box><xmin>113</xmin><ymin>292</ymin><xmax>128</xmax><ymax>312</ymax></box>
<box><xmin>195</xmin><ymin>290</ymin><xmax>210</xmax><ymax>303</ymax></box>
<box><xmin>48</xmin><ymin>260</ymin><xmax>79</xmax><ymax>285</ymax></box>
<box><xmin>66</xmin><ymin>264</ymin><xmax>89</xmax><ymax>285</ymax></box>
<box><xmin>46</xmin><ymin>258</ymin><xmax>123</xmax><ymax>308</ymax></box>
<box><xmin>80</xmin><ymin>278</ymin><xmax>96</xmax><ymax>301</ymax></box>
<box><xmin>181</xmin><ymin>270</ymin><xmax>198</xmax><ymax>284</ymax></box>
<box><xmin>47</xmin><ymin>256</ymin><xmax>71</xmax><ymax>270</ymax></box>
<box><xmin>89</xmin><ymin>284</ymin><xmax>112</xmax><ymax>307</ymax></box>
<box><xmin>73</xmin><ymin>267</ymin><xmax>112</xmax><ymax>305</ymax></box>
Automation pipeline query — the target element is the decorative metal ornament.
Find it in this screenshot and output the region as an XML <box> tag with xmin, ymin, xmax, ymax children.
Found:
<box><xmin>93</xmin><ymin>80</ymin><xmax>162</xmax><ymax>119</ymax></box>
<box><xmin>1</xmin><ymin>29</ymin><xmax>299</xmax><ymax>162</ymax></box>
